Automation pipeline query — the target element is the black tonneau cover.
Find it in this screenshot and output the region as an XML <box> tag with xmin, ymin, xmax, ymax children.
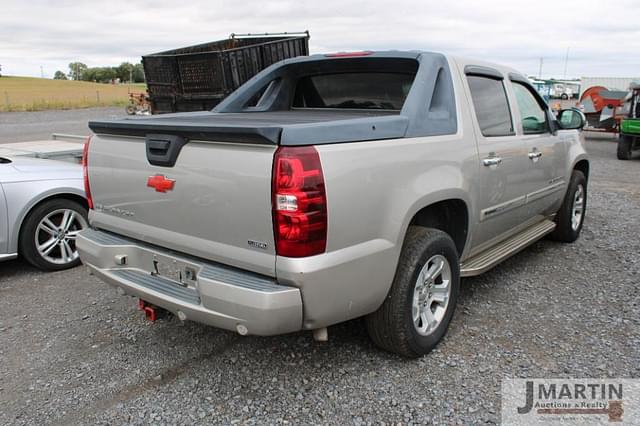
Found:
<box><xmin>88</xmin><ymin>110</ymin><xmax>405</xmax><ymax>145</ymax></box>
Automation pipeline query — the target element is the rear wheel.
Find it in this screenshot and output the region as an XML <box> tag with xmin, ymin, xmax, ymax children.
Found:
<box><xmin>366</xmin><ymin>227</ymin><xmax>460</xmax><ymax>358</ymax></box>
<box><xmin>19</xmin><ymin>198</ymin><xmax>88</xmax><ymax>271</ymax></box>
<box><xmin>617</xmin><ymin>135</ymin><xmax>633</xmax><ymax>160</ymax></box>
<box><xmin>549</xmin><ymin>170</ymin><xmax>586</xmax><ymax>243</ymax></box>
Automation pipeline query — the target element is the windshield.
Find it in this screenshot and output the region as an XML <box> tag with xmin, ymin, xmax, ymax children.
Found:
<box><xmin>293</xmin><ymin>72</ymin><xmax>415</xmax><ymax>110</ymax></box>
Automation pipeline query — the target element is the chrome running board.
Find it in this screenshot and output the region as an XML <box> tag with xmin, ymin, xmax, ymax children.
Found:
<box><xmin>460</xmin><ymin>219</ymin><xmax>556</xmax><ymax>277</ymax></box>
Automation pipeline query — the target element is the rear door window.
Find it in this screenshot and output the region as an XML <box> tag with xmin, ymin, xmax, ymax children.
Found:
<box><xmin>293</xmin><ymin>73</ymin><xmax>415</xmax><ymax>110</ymax></box>
<box><xmin>467</xmin><ymin>75</ymin><xmax>514</xmax><ymax>137</ymax></box>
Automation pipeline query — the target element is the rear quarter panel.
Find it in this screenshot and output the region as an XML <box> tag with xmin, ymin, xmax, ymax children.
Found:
<box><xmin>276</xmin><ymin>132</ymin><xmax>478</xmax><ymax>328</ymax></box>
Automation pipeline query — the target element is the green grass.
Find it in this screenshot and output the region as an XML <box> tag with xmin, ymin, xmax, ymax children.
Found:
<box><xmin>0</xmin><ymin>76</ymin><xmax>147</xmax><ymax>112</ymax></box>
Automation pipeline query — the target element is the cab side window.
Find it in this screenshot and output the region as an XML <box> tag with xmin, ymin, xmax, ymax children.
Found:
<box><xmin>467</xmin><ymin>75</ymin><xmax>514</xmax><ymax>137</ymax></box>
<box><xmin>512</xmin><ymin>82</ymin><xmax>549</xmax><ymax>134</ymax></box>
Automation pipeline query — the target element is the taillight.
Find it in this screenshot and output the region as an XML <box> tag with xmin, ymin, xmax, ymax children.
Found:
<box><xmin>272</xmin><ymin>146</ymin><xmax>327</xmax><ymax>257</ymax></box>
<box><xmin>82</xmin><ymin>136</ymin><xmax>94</xmax><ymax>209</ymax></box>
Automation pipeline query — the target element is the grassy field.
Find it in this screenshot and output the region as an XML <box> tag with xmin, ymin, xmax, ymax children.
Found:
<box><xmin>0</xmin><ymin>76</ymin><xmax>147</xmax><ymax>112</ymax></box>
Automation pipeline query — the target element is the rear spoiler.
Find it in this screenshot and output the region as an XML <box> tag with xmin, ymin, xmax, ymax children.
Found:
<box><xmin>88</xmin><ymin>119</ymin><xmax>281</xmax><ymax>145</ymax></box>
<box><xmin>88</xmin><ymin>113</ymin><xmax>408</xmax><ymax>146</ymax></box>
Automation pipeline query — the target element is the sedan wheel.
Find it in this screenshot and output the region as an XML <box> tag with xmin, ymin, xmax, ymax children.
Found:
<box><xmin>19</xmin><ymin>199</ymin><xmax>88</xmax><ymax>271</ymax></box>
<box><xmin>35</xmin><ymin>208</ymin><xmax>87</xmax><ymax>265</ymax></box>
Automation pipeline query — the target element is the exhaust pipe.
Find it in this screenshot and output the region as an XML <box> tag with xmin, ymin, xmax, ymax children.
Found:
<box><xmin>313</xmin><ymin>327</ymin><xmax>328</xmax><ymax>342</ymax></box>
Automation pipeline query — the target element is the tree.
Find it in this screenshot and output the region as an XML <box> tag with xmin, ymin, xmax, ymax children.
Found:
<box><xmin>68</xmin><ymin>62</ymin><xmax>87</xmax><ymax>80</ymax></box>
<box><xmin>53</xmin><ymin>70</ymin><xmax>67</xmax><ymax>80</ymax></box>
<box><xmin>116</xmin><ymin>62</ymin><xmax>134</xmax><ymax>83</ymax></box>
<box><xmin>132</xmin><ymin>63</ymin><xmax>145</xmax><ymax>83</ymax></box>
<box><xmin>82</xmin><ymin>67</ymin><xmax>117</xmax><ymax>83</ymax></box>
<box><xmin>96</xmin><ymin>67</ymin><xmax>117</xmax><ymax>82</ymax></box>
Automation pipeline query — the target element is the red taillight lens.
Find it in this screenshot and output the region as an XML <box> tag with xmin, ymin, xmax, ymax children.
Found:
<box><xmin>82</xmin><ymin>136</ymin><xmax>94</xmax><ymax>209</ymax></box>
<box><xmin>272</xmin><ymin>146</ymin><xmax>327</xmax><ymax>257</ymax></box>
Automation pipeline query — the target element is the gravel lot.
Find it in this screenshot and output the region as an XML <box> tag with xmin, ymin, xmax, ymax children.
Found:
<box><xmin>0</xmin><ymin>107</ymin><xmax>125</xmax><ymax>143</ymax></box>
<box><xmin>0</xmin><ymin>133</ymin><xmax>638</xmax><ymax>425</ymax></box>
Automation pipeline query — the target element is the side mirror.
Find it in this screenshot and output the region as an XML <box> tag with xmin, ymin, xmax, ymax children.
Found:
<box><xmin>557</xmin><ymin>108</ymin><xmax>586</xmax><ymax>130</ymax></box>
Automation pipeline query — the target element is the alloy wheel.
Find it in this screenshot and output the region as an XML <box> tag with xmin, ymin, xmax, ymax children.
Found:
<box><xmin>35</xmin><ymin>208</ymin><xmax>88</xmax><ymax>265</ymax></box>
<box><xmin>412</xmin><ymin>254</ymin><xmax>452</xmax><ymax>336</ymax></box>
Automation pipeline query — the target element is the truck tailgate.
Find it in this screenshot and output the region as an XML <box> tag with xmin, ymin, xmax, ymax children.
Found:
<box><xmin>87</xmin><ymin>134</ymin><xmax>277</xmax><ymax>276</ymax></box>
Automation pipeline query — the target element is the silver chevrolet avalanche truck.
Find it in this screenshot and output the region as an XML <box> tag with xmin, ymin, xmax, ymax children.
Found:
<box><xmin>78</xmin><ymin>51</ymin><xmax>589</xmax><ymax>357</ymax></box>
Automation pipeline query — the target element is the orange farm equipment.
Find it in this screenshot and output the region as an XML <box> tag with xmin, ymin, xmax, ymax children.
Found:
<box><xmin>578</xmin><ymin>86</ymin><xmax>628</xmax><ymax>133</ymax></box>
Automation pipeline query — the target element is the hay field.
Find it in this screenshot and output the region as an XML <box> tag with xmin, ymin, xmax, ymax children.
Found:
<box><xmin>0</xmin><ymin>76</ymin><xmax>147</xmax><ymax>112</ymax></box>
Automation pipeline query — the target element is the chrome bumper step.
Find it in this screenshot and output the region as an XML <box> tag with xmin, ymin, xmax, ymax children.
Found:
<box><xmin>460</xmin><ymin>219</ymin><xmax>556</xmax><ymax>277</ymax></box>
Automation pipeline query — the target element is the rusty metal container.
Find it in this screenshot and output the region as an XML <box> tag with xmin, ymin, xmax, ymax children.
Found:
<box><xmin>142</xmin><ymin>32</ymin><xmax>310</xmax><ymax>114</ymax></box>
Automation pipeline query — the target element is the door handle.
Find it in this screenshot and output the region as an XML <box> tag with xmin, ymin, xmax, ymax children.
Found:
<box><xmin>528</xmin><ymin>151</ymin><xmax>543</xmax><ymax>160</ymax></box>
<box><xmin>482</xmin><ymin>157</ymin><xmax>503</xmax><ymax>167</ymax></box>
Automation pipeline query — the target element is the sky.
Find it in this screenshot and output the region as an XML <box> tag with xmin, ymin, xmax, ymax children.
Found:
<box><xmin>1</xmin><ymin>0</ymin><xmax>639</xmax><ymax>79</ymax></box>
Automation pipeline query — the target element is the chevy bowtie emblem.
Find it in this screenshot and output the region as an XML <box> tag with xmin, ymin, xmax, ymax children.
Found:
<box><xmin>147</xmin><ymin>174</ymin><xmax>175</xmax><ymax>193</ymax></box>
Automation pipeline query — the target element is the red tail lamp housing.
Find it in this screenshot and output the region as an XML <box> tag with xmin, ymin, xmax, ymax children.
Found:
<box><xmin>82</xmin><ymin>136</ymin><xmax>94</xmax><ymax>209</ymax></box>
<box><xmin>272</xmin><ymin>146</ymin><xmax>327</xmax><ymax>257</ymax></box>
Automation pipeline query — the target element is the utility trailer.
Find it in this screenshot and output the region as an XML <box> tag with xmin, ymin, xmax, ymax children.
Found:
<box><xmin>142</xmin><ymin>32</ymin><xmax>310</xmax><ymax>114</ymax></box>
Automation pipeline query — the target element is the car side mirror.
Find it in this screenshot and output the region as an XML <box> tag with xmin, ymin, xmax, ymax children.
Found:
<box><xmin>557</xmin><ymin>108</ymin><xmax>586</xmax><ymax>130</ymax></box>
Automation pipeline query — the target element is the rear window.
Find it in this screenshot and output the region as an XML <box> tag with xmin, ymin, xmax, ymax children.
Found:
<box><xmin>467</xmin><ymin>75</ymin><xmax>514</xmax><ymax>137</ymax></box>
<box><xmin>292</xmin><ymin>73</ymin><xmax>415</xmax><ymax>110</ymax></box>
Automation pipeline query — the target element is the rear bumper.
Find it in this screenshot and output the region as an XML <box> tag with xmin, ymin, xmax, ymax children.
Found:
<box><xmin>77</xmin><ymin>228</ymin><xmax>303</xmax><ymax>336</ymax></box>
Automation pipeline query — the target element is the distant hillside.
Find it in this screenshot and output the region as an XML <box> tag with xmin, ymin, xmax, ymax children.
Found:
<box><xmin>0</xmin><ymin>76</ymin><xmax>147</xmax><ymax>112</ymax></box>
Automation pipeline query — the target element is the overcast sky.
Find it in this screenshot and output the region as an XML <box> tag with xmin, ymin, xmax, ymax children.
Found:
<box><xmin>2</xmin><ymin>0</ymin><xmax>639</xmax><ymax>79</ymax></box>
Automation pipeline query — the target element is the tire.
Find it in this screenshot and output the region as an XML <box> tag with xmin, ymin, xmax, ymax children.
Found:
<box><xmin>366</xmin><ymin>227</ymin><xmax>460</xmax><ymax>358</ymax></box>
<box><xmin>617</xmin><ymin>135</ymin><xmax>633</xmax><ymax>160</ymax></box>
<box><xmin>125</xmin><ymin>104</ymin><xmax>136</xmax><ymax>115</ymax></box>
<box><xmin>19</xmin><ymin>198</ymin><xmax>88</xmax><ymax>271</ymax></box>
<box><xmin>561</xmin><ymin>94</ymin><xmax>569</xmax><ymax>100</ymax></box>
<box><xmin>549</xmin><ymin>170</ymin><xmax>587</xmax><ymax>243</ymax></box>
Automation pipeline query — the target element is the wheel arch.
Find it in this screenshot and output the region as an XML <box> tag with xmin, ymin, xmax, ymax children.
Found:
<box><xmin>573</xmin><ymin>158</ymin><xmax>590</xmax><ymax>181</ymax></box>
<box><xmin>13</xmin><ymin>189</ymin><xmax>87</xmax><ymax>253</ymax></box>
<box><xmin>405</xmin><ymin>197</ymin><xmax>470</xmax><ymax>257</ymax></box>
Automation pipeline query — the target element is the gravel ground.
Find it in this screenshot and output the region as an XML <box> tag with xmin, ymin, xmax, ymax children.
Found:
<box><xmin>0</xmin><ymin>107</ymin><xmax>125</xmax><ymax>143</ymax></box>
<box><xmin>0</xmin><ymin>135</ymin><xmax>639</xmax><ymax>425</ymax></box>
